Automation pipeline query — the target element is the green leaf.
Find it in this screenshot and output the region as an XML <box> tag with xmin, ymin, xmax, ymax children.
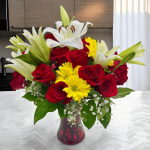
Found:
<box><xmin>34</xmin><ymin>99</ymin><xmax>57</xmax><ymax>124</ymax></box>
<box><xmin>34</xmin><ymin>98</ymin><xmax>43</xmax><ymax>106</ymax></box>
<box><xmin>119</xmin><ymin>41</ymin><xmax>141</xmax><ymax>58</ymax></box>
<box><xmin>60</xmin><ymin>5</ymin><xmax>70</xmax><ymax>27</ymax></box>
<box><xmin>99</xmin><ymin>107</ymin><xmax>111</xmax><ymax>129</ymax></box>
<box><xmin>22</xmin><ymin>92</ymin><xmax>37</xmax><ymax>101</ymax></box>
<box><xmin>112</xmin><ymin>87</ymin><xmax>134</xmax><ymax>99</ymax></box>
<box><xmin>41</xmin><ymin>85</ymin><xmax>48</xmax><ymax>95</ymax></box>
<box><xmin>14</xmin><ymin>54</ymin><xmax>45</xmax><ymax>66</ymax></box>
<box><xmin>81</xmin><ymin>100</ymin><xmax>96</xmax><ymax>129</ymax></box>
<box><xmin>97</xmin><ymin>104</ymin><xmax>110</xmax><ymax>120</ymax></box>
<box><xmin>57</xmin><ymin>102</ymin><xmax>68</xmax><ymax>119</ymax></box>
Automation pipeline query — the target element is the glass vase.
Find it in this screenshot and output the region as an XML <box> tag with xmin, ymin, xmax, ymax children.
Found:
<box><xmin>57</xmin><ymin>113</ymin><xmax>85</xmax><ymax>145</ymax></box>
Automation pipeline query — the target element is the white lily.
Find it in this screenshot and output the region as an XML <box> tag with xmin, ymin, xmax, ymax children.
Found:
<box><xmin>94</xmin><ymin>40</ymin><xmax>121</xmax><ymax>67</ymax></box>
<box><xmin>43</xmin><ymin>20</ymin><xmax>93</xmax><ymax>50</ymax></box>
<box><xmin>5</xmin><ymin>48</ymin><xmax>36</xmax><ymax>81</ymax></box>
<box><xmin>18</xmin><ymin>26</ymin><xmax>50</xmax><ymax>63</ymax></box>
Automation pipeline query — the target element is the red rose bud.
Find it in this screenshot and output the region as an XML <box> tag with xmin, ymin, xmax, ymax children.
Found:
<box><xmin>45</xmin><ymin>81</ymin><xmax>72</xmax><ymax>104</ymax></box>
<box><xmin>109</xmin><ymin>61</ymin><xmax>128</xmax><ymax>85</ymax></box>
<box><xmin>96</xmin><ymin>74</ymin><xmax>118</xmax><ymax>97</ymax></box>
<box><xmin>32</xmin><ymin>64</ymin><xmax>56</xmax><ymax>85</ymax></box>
<box><xmin>79</xmin><ymin>64</ymin><xmax>104</xmax><ymax>86</ymax></box>
<box><xmin>45</xmin><ymin>33</ymin><xmax>58</xmax><ymax>41</ymax></box>
<box><xmin>50</xmin><ymin>46</ymin><xmax>69</xmax><ymax>66</ymax></box>
<box><xmin>10</xmin><ymin>71</ymin><xmax>28</xmax><ymax>91</ymax></box>
<box><xmin>66</xmin><ymin>50</ymin><xmax>89</xmax><ymax>68</ymax></box>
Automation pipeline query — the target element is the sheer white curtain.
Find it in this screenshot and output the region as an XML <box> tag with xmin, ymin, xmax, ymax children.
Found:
<box><xmin>113</xmin><ymin>0</ymin><xmax>150</xmax><ymax>91</ymax></box>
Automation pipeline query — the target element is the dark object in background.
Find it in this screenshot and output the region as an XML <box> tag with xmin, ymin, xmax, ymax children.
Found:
<box><xmin>0</xmin><ymin>57</ymin><xmax>13</xmax><ymax>91</ymax></box>
<box><xmin>1</xmin><ymin>57</ymin><xmax>7</xmax><ymax>78</ymax></box>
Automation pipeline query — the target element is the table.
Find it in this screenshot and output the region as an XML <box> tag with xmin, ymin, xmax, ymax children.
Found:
<box><xmin>0</xmin><ymin>90</ymin><xmax>150</xmax><ymax>150</ymax></box>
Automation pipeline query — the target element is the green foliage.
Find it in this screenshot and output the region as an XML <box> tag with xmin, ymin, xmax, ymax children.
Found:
<box><xmin>14</xmin><ymin>54</ymin><xmax>45</xmax><ymax>66</ymax></box>
<box><xmin>81</xmin><ymin>100</ymin><xmax>96</xmax><ymax>129</ymax></box>
<box><xmin>41</xmin><ymin>85</ymin><xmax>48</xmax><ymax>95</ymax></box>
<box><xmin>97</xmin><ymin>104</ymin><xmax>110</xmax><ymax>120</ymax></box>
<box><xmin>112</xmin><ymin>87</ymin><xmax>134</xmax><ymax>99</ymax></box>
<box><xmin>57</xmin><ymin>102</ymin><xmax>68</xmax><ymax>119</ymax></box>
<box><xmin>34</xmin><ymin>99</ymin><xmax>57</xmax><ymax>124</ymax></box>
<box><xmin>99</xmin><ymin>107</ymin><xmax>111</xmax><ymax>129</ymax></box>
<box><xmin>34</xmin><ymin>98</ymin><xmax>43</xmax><ymax>106</ymax></box>
<box><xmin>22</xmin><ymin>93</ymin><xmax>37</xmax><ymax>101</ymax></box>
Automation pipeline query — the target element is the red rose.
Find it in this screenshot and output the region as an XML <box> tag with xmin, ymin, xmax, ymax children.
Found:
<box><xmin>79</xmin><ymin>64</ymin><xmax>104</xmax><ymax>86</ymax></box>
<box><xmin>109</xmin><ymin>61</ymin><xmax>128</xmax><ymax>85</ymax></box>
<box><xmin>66</xmin><ymin>50</ymin><xmax>89</xmax><ymax>68</ymax></box>
<box><xmin>32</xmin><ymin>64</ymin><xmax>55</xmax><ymax>85</ymax></box>
<box><xmin>96</xmin><ymin>74</ymin><xmax>118</xmax><ymax>97</ymax></box>
<box><xmin>82</xmin><ymin>38</ymin><xmax>89</xmax><ymax>52</ymax></box>
<box><xmin>10</xmin><ymin>71</ymin><xmax>28</xmax><ymax>91</ymax></box>
<box><xmin>45</xmin><ymin>33</ymin><xmax>58</xmax><ymax>41</ymax></box>
<box><xmin>45</xmin><ymin>81</ymin><xmax>71</xmax><ymax>104</ymax></box>
<box><xmin>50</xmin><ymin>46</ymin><xmax>69</xmax><ymax>66</ymax></box>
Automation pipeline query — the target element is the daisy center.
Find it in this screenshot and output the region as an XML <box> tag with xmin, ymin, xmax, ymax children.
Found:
<box><xmin>72</xmin><ymin>85</ymin><xmax>78</xmax><ymax>92</ymax></box>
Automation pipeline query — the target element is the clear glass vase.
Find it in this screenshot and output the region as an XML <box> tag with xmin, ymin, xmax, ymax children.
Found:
<box><xmin>57</xmin><ymin>114</ymin><xmax>85</xmax><ymax>145</ymax></box>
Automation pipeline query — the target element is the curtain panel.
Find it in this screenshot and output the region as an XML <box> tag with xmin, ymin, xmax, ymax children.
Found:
<box><xmin>113</xmin><ymin>0</ymin><xmax>150</xmax><ymax>90</ymax></box>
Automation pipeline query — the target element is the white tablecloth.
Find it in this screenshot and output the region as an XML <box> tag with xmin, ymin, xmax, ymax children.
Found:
<box><xmin>0</xmin><ymin>90</ymin><xmax>150</xmax><ymax>150</ymax></box>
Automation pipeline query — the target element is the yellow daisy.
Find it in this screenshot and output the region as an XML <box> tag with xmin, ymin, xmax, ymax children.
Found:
<box><xmin>63</xmin><ymin>75</ymin><xmax>91</xmax><ymax>103</ymax></box>
<box><xmin>55</xmin><ymin>62</ymin><xmax>74</xmax><ymax>83</ymax></box>
<box><xmin>55</xmin><ymin>62</ymin><xmax>81</xmax><ymax>83</ymax></box>
<box><xmin>85</xmin><ymin>37</ymin><xmax>101</xmax><ymax>59</ymax></box>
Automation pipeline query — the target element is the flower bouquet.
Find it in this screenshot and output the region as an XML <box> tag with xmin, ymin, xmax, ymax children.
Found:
<box><xmin>5</xmin><ymin>6</ymin><xmax>145</xmax><ymax>145</ymax></box>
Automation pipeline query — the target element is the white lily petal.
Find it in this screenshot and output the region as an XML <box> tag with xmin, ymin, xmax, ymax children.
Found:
<box><xmin>38</xmin><ymin>27</ymin><xmax>50</xmax><ymax>62</ymax></box>
<box><xmin>46</xmin><ymin>38</ymin><xmax>60</xmax><ymax>48</ymax></box>
<box><xmin>25</xmin><ymin>47</ymin><xmax>30</xmax><ymax>54</ymax></box>
<box><xmin>42</xmin><ymin>27</ymin><xmax>59</xmax><ymax>35</ymax></box>
<box><xmin>102</xmin><ymin>55</ymin><xmax>121</xmax><ymax>67</ymax></box>
<box><xmin>80</xmin><ymin>22</ymin><xmax>93</xmax><ymax>37</ymax></box>
<box><xmin>55</xmin><ymin>21</ymin><xmax>63</xmax><ymax>29</ymax></box>
<box><xmin>11</xmin><ymin>51</ymin><xmax>17</xmax><ymax>58</ymax></box>
<box><xmin>5</xmin><ymin>45</ymin><xmax>18</xmax><ymax>52</ymax></box>
<box><xmin>61</xmin><ymin>37</ymin><xmax>83</xmax><ymax>49</ymax></box>
<box><xmin>17</xmin><ymin>42</ymin><xmax>30</xmax><ymax>49</ymax></box>
<box><xmin>5</xmin><ymin>60</ymin><xmax>33</xmax><ymax>81</ymax></box>
<box><xmin>69</xmin><ymin>20</ymin><xmax>84</xmax><ymax>37</ymax></box>
<box><xmin>29</xmin><ymin>37</ymin><xmax>46</xmax><ymax>60</ymax></box>
<box><xmin>108</xmin><ymin>46</ymin><xmax>120</xmax><ymax>56</ymax></box>
<box><xmin>100</xmin><ymin>40</ymin><xmax>109</xmax><ymax>55</ymax></box>
<box><xmin>16</xmin><ymin>49</ymin><xmax>22</xmax><ymax>56</ymax></box>
<box><xmin>32</xmin><ymin>26</ymin><xmax>39</xmax><ymax>42</ymax></box>
<box><xmin>23</xmin><ymin>29</ymin><xmax>33</xmax><ymax>41</ymax></box>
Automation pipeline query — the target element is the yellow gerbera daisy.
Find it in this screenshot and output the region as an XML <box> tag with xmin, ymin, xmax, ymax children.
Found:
<box><xmin>85</xmin><ymin>37</ymin><xmax>101</xmax><ymax>59</ymax></box>
<box><xmin>55</xmin><ymin>62</ymin><xmax>81</xmax><ymax>83</ymax></box>
<box><xmin>63</xmin><ymin>75</ymin><xmax>91</xmax><ymax>103</ymax></box>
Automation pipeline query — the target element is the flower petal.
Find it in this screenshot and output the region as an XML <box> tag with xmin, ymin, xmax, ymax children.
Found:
<box><xmin>69</xmin><ymin>20</ymin><xmax>84</xmax><ymax>38</ymax></box>
<box><xmin>60</xmin><ymin>37</ymin><xmax>83</xmax><ymax>49</ymax></box>
<box><xmin>46</xmin><ymin>38</ymin><xmax>60</xmax><ymax>48</ymax></box>
<box><xmin>80</xmin><ymin>22</ymin><xmax>93</xmax><ymax>37</ymax></box>
<box><xmin>55</xmin><ymin>21</ymin><xmax>63</xmax><ymax>29</ymax></box>
<box><xmin>108</xmin><ymin>46</ymin><xmax>120</xmax><ymax>56</ymax></box>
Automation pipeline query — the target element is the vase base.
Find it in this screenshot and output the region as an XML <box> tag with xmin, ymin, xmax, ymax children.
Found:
<box><xmin>57</xmin><ymin>132</ymin><xmax>85</xmax><ymax>145</ymax></box>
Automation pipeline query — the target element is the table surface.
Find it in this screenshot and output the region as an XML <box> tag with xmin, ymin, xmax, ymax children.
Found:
<box><xmin>0</xmin><ymin>90</ymin><xmax>150</xmax><ymax>150</ymax></box>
